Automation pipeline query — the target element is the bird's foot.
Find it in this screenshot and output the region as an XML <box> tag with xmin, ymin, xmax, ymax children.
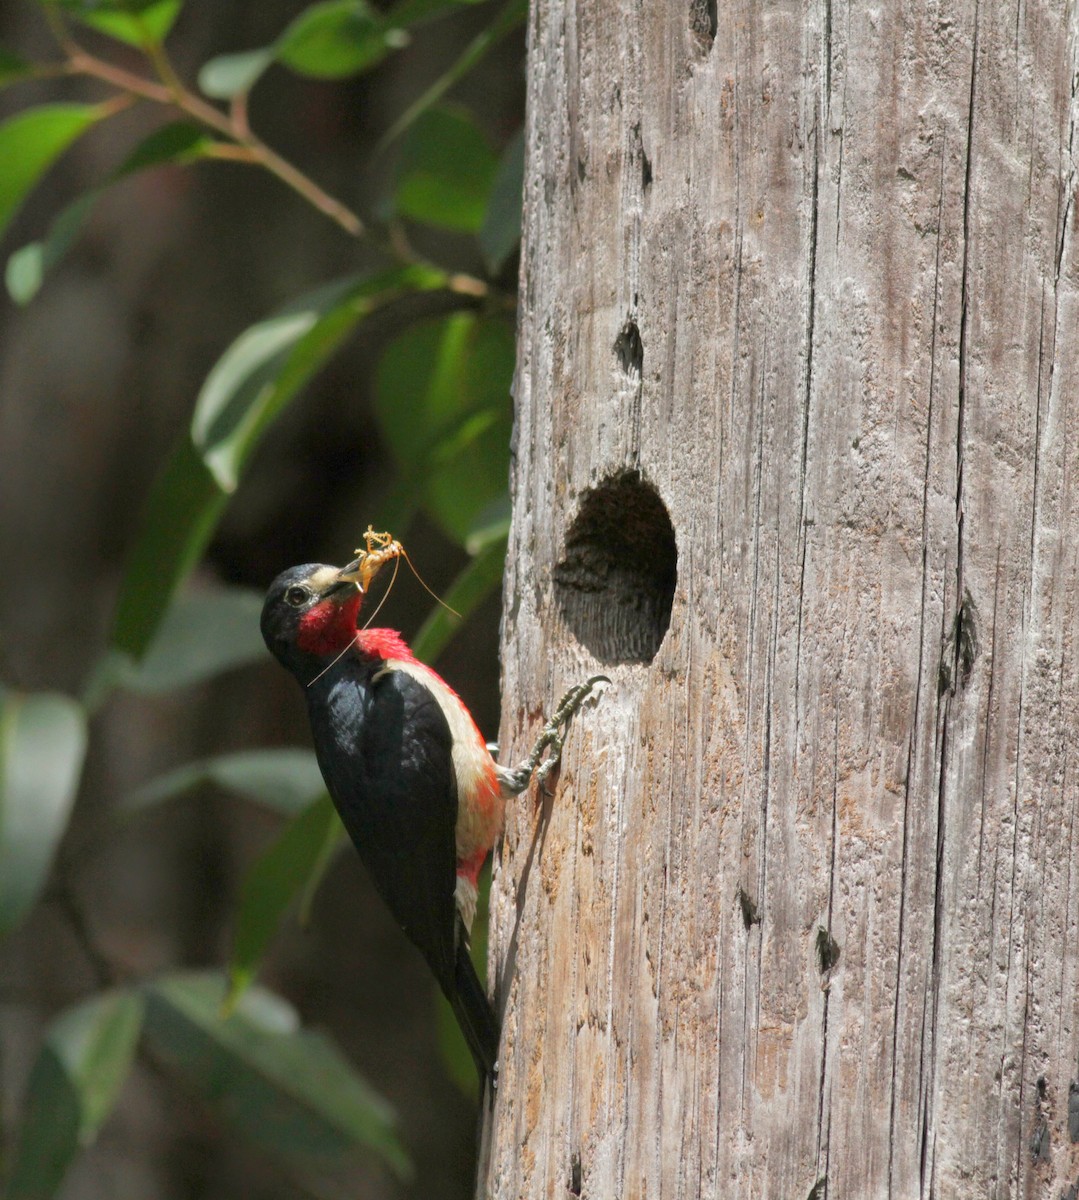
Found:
<box><xmin>498</xmin><ymin>675</ymin><xmax>610</xmax><ymax>796</ymax></box>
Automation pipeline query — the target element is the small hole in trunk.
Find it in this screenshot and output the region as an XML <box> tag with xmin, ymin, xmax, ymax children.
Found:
<box><xmin>554</xmin><ymin>472</ymin><xmax>676</xmax><ymax>664</ymax></box>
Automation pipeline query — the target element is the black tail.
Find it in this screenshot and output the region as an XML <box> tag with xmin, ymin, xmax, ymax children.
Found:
<box><xmin>448</xmin><ymin>938</ymin><xmax>500</xmax><ymax>1087</ymax></box>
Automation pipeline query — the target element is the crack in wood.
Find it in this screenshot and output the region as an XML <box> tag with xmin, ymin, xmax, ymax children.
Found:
<box><xmin>613</xmin><ymin>318</ymin><xmax>643</xmax><ymax>376</ymax></box>
<box><xmin>937</xmin><ymin>589</ymin><xmax>979</xmax><ymax>697</ymax></box>
<box><xmin>815</xmin><ymin>926</ymin><xmax>841</xmax><ymax>974</ymax></box>
<box><xmin>737</xmin><ymin>885</ymin><xmax>760</xmax><ymax>929</ymax></box>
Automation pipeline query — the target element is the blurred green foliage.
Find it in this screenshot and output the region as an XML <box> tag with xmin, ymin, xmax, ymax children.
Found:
<box><xmin>0</xmin><ymin>0</ymin><xmax>523</xmax><ymax>1193</ymax></box>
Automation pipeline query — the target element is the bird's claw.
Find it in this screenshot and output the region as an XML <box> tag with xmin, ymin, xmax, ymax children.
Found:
<box><xmin>550</xmin><ymin>675</ymin><xmax>611</xmax><ymax>731</ymax></box>
<box><xmin>500</xmin><ymin>675</ymin><xmax>609</xmax><ymax>796</ymax></box>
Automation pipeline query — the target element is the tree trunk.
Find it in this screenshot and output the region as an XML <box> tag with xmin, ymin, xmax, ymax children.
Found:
<box><xmin>484</xmin><ymin>0</ymin><xmax>1079</xmax><ymax>1196</ymax></box>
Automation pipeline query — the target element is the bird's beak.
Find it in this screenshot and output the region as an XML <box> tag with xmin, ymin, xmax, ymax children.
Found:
<box><xmin>336</xmin><ymin>558</ymin><xmax>363</xmax><ymax>584</ymax></box>
<box><xmin>322</xmin><ymin>561</ymin><xmax>364</xmax><ymax>599</ymax></box>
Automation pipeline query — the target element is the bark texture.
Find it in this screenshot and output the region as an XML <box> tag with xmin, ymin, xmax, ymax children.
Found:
<box><xmin>485</xmin><ymin>1</ymin><xmax>1079</xmax><ymax>1196</ymax></box>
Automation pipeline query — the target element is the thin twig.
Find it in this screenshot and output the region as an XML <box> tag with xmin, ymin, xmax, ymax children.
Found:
<box><xmin>383</xmin><ymin>217</ymin><xmax>492</xmax><ymax>299</ymax></box>
<box><xmin>41</xmin><ymin>2</ymin><xmax>78</xmax><ymax>55</ymax></box>
<box><xmin>31</xmin><ymin>4</ymin><xmax>525</xmax><ymax>312</ymax></box>
<box><xmin>243</xmin><ymin>130</ymin><xmax>365</xmax><ymax>235</ymax></box>
<box><xmin>448</xmin><ymin>272</ymin><xmax>490</xmax><ymax>298</ymax></box>
<box><xmin>36</xmin><ymin>11</ymin><xmax>514</xmax><ymax>301</ymax></box>
<box><xmin>141</xmin><ymin>32</ymin><xmax>186</xmax><ymax>103</ymax></box>
<box><xmin>229</xmin><ymin>91</ymin><xmax>251</xmax><ymax>141</ymax></box>
<box><xmin>57</xmin><ymin>38</ymin><xmax>365</xmax><ymax>237</ymax></box>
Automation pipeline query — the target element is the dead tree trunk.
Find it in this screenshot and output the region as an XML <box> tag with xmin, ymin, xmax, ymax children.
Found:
<box><xmin>483</xmin><ymin>1</ymin><xmax>1079</xmax><ymax>1196</ymax></box>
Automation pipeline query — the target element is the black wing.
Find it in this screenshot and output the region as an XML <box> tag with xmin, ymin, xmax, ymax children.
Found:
<box><xmin>310</xmin><ymin>665</ymin><xmax>459</xmax><ymax>994</ymax></box>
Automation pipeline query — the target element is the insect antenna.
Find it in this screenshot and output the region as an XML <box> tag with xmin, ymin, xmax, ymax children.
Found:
<box><xmin>400</xmin><ymin>548</ymin><xmax>462</xmax><ymax>619</ymax></box>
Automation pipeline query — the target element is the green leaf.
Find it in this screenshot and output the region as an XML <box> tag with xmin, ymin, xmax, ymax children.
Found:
<box><xmin>7</xmin><ymin>122</ymin><xmax>214</xmax><ymax>305</ymax></box>
<box><xmin>463</xmin><ymin>490</ymin><xmax>511</xmax><ymax>554</ymax></box>
<box><xmin>0</xmin><ymin>104</ymin><xmax>104</xmax><ymax>248</ymax></box>
<box><xmin>55</xmin><ymin>0</ymin><xmax>183</xmax><ymax>47</ymax></box>
<box><xmin>379</xmin><ymin>0</ymin><xmax>526</xmax><ymax>149</ymax></box>
<box><xmin>278</xmin><ymin>0</ymin><xmax>405</xmax><ymax>79</ymax></box>
<box><xmin>109</xmin><ymin>435</ymin><xmax>229</xmax><ymax>661</ymax></box>
<box><xmin>191</xmin><ymin>265</ymin><xmax>445</xmax><ymax>493</ymax></box>
<box><xmin>142</xmin><ymin>971</ymin><xmax>410</xmax><ymax>1178</ymax></box>
<box><xmin>191</xmin><ymin>276</ymin><xmax>362</xmax><ymax>489</ymax></box>
<box><xmin>119</xmin><ymin>119</ymin><xmax>214</xmax><ymax>172</ymax></box>
<box><xmin>0</xmin><ymin>691</ymin><xmax>87</xmax><ymax>939</ymax></box>
<box><xmin>375</xmin><ymin>311</ymin><xmax>513</xmax><ymax>544</ymax></box>
<box><xmin>0</xmin><ymin>48</ymin><xmax>35</xmax><ymax>88</ymax></box>
<box><xmin>410</xmin><ymin>535</ymin><xmax>505</xmax><ymax>664</ymax></box>
<box><xmin>108</xmin><ymin>269</ymin><xmax>451</xmax><ymax>671</ymax></box>
<box><xmin>198</xmin><ymin>1</ymin><xmax>407</xmax><ymax>98</ymax></box>
<box><xmin>6</xmin><ymin>194</ymin><xmax>94</xmax><ymax>306</ymax></box>
<box><xmin>479</xmin><ymin>127</ymin><xmax>523</xmax><ymax>274</ymax></box>
<box><xmin>295</xmin><ymin>816</ymin><xmax>344</xmax><ymax>922</ymax></box>
<box><xmin>228</xmin><ymin>794</ymin><xmax>344</xmax><ymax>1001</ymax></box>
<box><xmin>392</xmin><ymin>105</ymin><xmax>497</xmax><ymax>232</ymax></box>
<box><xmin>118</xmin><ymin>587</ymin><xmax>266</xmax><ymax>693</ymax></box>
<box><xmin>197</xmin><ymin>47</ymin><xmax>275</xmax><ymax>99</ymax></box>
<box><xmin>126</xmin><ymin>749</ymin><xmax>325</xmax><ymax>817</ymax></box>
<box><xmin>94</xmin><ymin>586</ymin><xmax>263</xmax><ymax>706</ymax></box>
<box><xmin>110</xmin><ymin>268</ymin><xmax>443</xmax><ymax>665</ymax></box>
<box><xmin>5</xmin><ymin>991</ymin><xmax>143</xmax><ymax>1200</ymax></box>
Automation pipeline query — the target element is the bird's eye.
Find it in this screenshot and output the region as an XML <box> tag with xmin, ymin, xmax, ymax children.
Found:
<box><xmin>285</xmin><ymin>585</ymin><xmax>310</xmax><ymax>608</ymax></box>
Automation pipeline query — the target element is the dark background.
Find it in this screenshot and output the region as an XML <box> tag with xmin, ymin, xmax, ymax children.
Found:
<box><xmin>0</xmin><ymin>4</ymin><xmax>524</xmax><ymax>1196</ymax></box>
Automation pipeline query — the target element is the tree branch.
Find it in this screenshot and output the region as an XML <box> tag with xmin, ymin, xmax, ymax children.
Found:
<box><xmin>59</xmin><ymin>40</ymin><xmax>366</xmax><ymax>237</ymax></box>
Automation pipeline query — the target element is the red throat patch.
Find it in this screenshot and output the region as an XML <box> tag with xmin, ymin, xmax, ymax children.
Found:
<box><xmin>296</xmin><ymin>592</ymin><xmax>362</xmax><ymax>656</ymax></box>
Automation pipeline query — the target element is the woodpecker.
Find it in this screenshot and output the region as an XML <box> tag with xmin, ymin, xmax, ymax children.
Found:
<box><xmin>260</xmin><ymin>558</ymin><xmax>605</xmax><ymax>1084</ymax></box>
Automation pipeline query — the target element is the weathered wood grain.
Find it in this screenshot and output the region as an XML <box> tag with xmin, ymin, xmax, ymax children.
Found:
<box><xmin>482</xmin><ymin>2</ymin><xmax>1079</xmax><ymax>1196</ymax></box>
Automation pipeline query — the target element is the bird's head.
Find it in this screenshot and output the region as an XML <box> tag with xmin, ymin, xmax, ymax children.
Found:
<box><xmin>261</xmin><ymin>561</ymin><xmax>365</xmax><ymax>680</ymax></box>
